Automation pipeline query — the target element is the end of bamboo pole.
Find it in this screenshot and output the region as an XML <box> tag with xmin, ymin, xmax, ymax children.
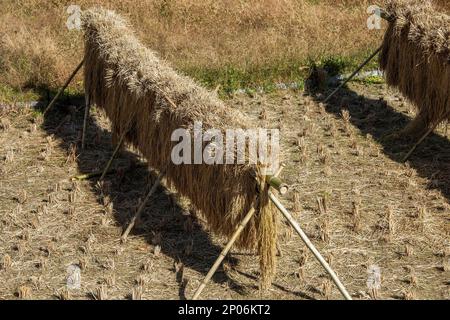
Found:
<box><xmin>266</xmin><ymin>176</ymin><xmax>289</xmax><ymax>195</ymax></box>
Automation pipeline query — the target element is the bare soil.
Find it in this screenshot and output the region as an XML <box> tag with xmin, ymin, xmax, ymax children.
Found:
<box><xmin>0</xmin><ymin>83</ymin><xmax>449</xmax><ymax>300</ymax></box>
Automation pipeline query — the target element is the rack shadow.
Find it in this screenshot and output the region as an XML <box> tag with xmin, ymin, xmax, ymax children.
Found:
<box><xmin>35</xmin><ymin>93</ymin><xmax>245</xmax><ymax>299</ymax></box>
<box><xmin>309</xmin><ymin>85</ymin><xmax>450</xmax><ymax>202</ymax></box>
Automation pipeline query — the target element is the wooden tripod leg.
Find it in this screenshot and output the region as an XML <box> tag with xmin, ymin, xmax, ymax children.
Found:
<box><xmin>191</xmin><ymin>164</ymin><xmax>285</xmax><ymax>299</ymax></box>
<box><xmin>43</xmin><ymin>59</ymin><xmax>85</xmax><ymax>116</ymax></box>
<box><xmin>121</xmin><ymin>170</ymin><xmax>166</xmax><ymax>243</ymax></box>
<box><xmin>323</xmin><ymin>46</ymin><xmax>382</xmax><ymax>103</ymax></box>
<box><xmin>192</xmin><ymin>206</ymin><xmax>256</xmax><ymax>300</ymax></box>
<box><xmin>268</xmin><ymin>192</ymin><xmax>352</xmax><ymax>300</ymax></box>
<box><xmin>72</xmin><ymin>164</ymin><xmax>147</xmax><ymax>181</ymax></box>
<box><xmin>73</xmin><ymin>169</ymin><xmax>116</xmax><ymax>181</ymax></box>
<box><xmin>99</xmin><ymin>131</ymin><xmax>128</xmax><ymax>182</ymax></box>
<box><xmin>402</xmin><ymin>110</ymin><xmax>450</xmax><ymax>162</ymax></box>
<box><xmin>81</xmin><ymin>97</ymin><xmax>91</xmax><ymax>150</ymax></box>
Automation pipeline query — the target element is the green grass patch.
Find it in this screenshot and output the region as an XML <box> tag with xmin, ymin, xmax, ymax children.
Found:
<box><xmin>184</xmin><ymin>50</ymin><xmax>381</xmax><ymax>96</ymax></box>
<box><xmin>0</xmin><ymin>84</ymin><xmax>40</xmax><ymax>104</ymax></box>
<box><xmin>0</xmin><ymin>82</ymin><xmax>85</xmax><ymax>104</ymax></box>
<box><xmin>310</xmin><ymin>51</ymin><xmax>380</xmax><ymax>76</ymax></box>
<box><xmin>353</xmin><ymin>75</ymin><xmax>385</xmax><ymax>85</ymax></box>
<box><xmin>183</xmin><ymin>60</ymin><xmax>308</xmax><ymax>97</ymax></box>
<box><xmin>0</xmin><ymin>50</ymin><xmax>382</xmax><ymax>102</ymax></box>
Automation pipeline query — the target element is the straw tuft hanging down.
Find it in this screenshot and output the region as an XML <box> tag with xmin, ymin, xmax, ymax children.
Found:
<box><xmin>82</xmin><ymin>8</ymin><xmax>277</xmax><ymax>288</ymax></box>
<box><xmin>380</xmin><ymin>0</ymin><xmax>450</xmax><ymax>137</ymax></box>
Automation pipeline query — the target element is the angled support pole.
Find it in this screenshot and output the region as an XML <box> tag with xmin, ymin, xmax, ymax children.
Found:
<box><xmin>119</xmin><ymin>89</ymin><xmax>178</xmax><ymax>242</ymax></box>
<box><xmin>121</xmin><ymin>168</ymin><xmax>166</xmax><ymax>243</ymax></box>
<box><xmin>97</xmin><ymin>111</ymin><xmax>138</xmax><ymax>182</ymax></box>
<box><xmin>192</xmin><ymin>205</ymin><xmax>257</xmax><ymax>300</ymax></box>
<box><xmin>191</xmin><ymin>166</ymin><xmax>285</xmax><ymax>300</ymax></box>
<box><xmin>402</xmin><ymin>110</ymin><xmax>450</xmax><ymax>162</ymax></box>
<box><xmin>268</xmin><ymin>192</ymin><xmax>352</xmax><ymax>300</ymax></box>
<box><xmin>81</xmin><ymin>95</ymin><xmax>91</xmax><ymax>149</ymax></box>
<box><xmin>98</xmin><ymin>131</ymin><xmax>128</xmax><ymax>182</ymax></box>
<box><xmin>71</xmin><ymin>163</ymin><xmax>147</xmax><ymax>181</ymax></box>
<box><xmin>43</xmin><ymin>59</ymin><xmax>85</xmax><ymax>116</ymax></box>
<box><xmin>323</xmin><ymin>46</ymin><xmax>382</xmax><ymax>104</ymax></box>
<box><xmin>322</xmin><ymin>8</ymin><xmax>393</xmax><ymax>104</ymax></box>
<box><xmin>73</xmin><ymin>169</ymin><xmax>116</xmax><ymax>181</ymax></box>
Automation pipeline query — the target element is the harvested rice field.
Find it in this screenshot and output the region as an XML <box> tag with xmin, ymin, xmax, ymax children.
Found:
<box><xmin>0</xmin><ymin>0</ymin><xmax>449</xmax><ymax>302</ymax></box>
<box><xmin>1</xmin><ymin>82</ymin><xmax>449</xmax><ymax>300</ymax></box>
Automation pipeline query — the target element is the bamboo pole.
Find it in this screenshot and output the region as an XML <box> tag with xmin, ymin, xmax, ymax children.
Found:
<box><xmin>73</xmin><ymin>170</ymin><xmax>113</xmax><ymax>181</ymax></box>
<box><xmin>98</xmin><ymin>131</ymin><xmax>128</xmax><ymax>182</ymax></box>
<box><xmin>121</xmin><ymin>169</ymin><xmax>166</xmax><ymax>243</ymax></box>
<box><xmin>192</xmin><ymin>166</ymin><xmax>285</xmax><ymax>300</ymax></box>
<box><xmin>81</xmin><ymin>95</ymin><xmax>90</xmax><ymax>150</ymax></box>
<box><xmin>119</xmin><ymin>88</ymin><xmax>178</xmax><ymax>242</ymax></box>
<box><xmin>192</xmin><ymin>206</ymin><xmax>256</xmax><ymax>300</ymax></box>
<box><xmin>53</xmin><ymin>115</ymin><xmax>71</xmax><ymax>132</ymax></box>
<box><xmin>71</xmin><ymin>164</ymin><xmax>147</xmax><ymax>181</ymax></box>
<box><xmin>402</xmin><ymin>110</ymin><xmax>450</xmax><ymax>162</ymax></box>
<box><xmin>43</xmin><ymin>59</ymin><xmax>84</xmax><ymax>116</ymax></box>
<box><xmin>322</xmin><ymin>8</ymin><xmax>393</xmax><ymax>104</ymax></box>
<box><xmin>74</xmin><ymin>167</ymin><xmax>120</xmax><ymax>181</ymax></box>
<box><xmin>323</xmin><ymin>46</ymin><xmax>382</xmax><ymax>104</ymax></box>
<box><xmin>156</xmin><ymin>85</ymin><xmax>179</xmax><ymax>109</ymax></box>
<box><xmin>265</xmin><ymin>175</ymin><xmax>289</xmax><ymax>195</ymax></box>
<box><xmin>97</xmin><ymin>109</ymin><xmax>139</xmax><ymax>182</ymax></box>
<box><xmin>268</xmin><ymin>192</ymin><xmax>352</xmax><ymax>300</ymax></box>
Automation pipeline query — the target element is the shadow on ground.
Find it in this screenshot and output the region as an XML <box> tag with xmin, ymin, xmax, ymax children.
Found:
<box><xmin>31</xmin><ymin>88</ymin><xmax>317</xmax><ymax>300</ymax></box>
<box><xmin>33</xmin><ymin>91</ymin><xmax>249</xmax><ymax>299</ymax></box>
<box><xmin>308</xmin><ymin>85</ymin><xmax>450</xmax><ymax>202</ymax></box>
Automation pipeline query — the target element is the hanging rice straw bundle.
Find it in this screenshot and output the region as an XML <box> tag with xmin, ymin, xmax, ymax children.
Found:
<box><xmin>82</xmin><ymin>8</ymin><xmax>277</xmax><ymax>288</ymax></box>
<box><xmin>380</xmin><ymin>0</ymin><xmax>450</xmax><ymax>137</ymax></box>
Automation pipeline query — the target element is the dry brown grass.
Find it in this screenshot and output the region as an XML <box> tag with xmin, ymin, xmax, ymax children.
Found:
<box><xmin>1</xmin><ymin>1</ymin><xmax>450</xmax><ymax>96</ymax></box>
<box><xmin>0</xmin><ymin>0</ymin><xmax>420</xmax><ymax>91</ymax></box>
<box><xmin>0</xmin><ymin>0</ymin><xmax>449</xmax><ymax>301</ymax></box>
